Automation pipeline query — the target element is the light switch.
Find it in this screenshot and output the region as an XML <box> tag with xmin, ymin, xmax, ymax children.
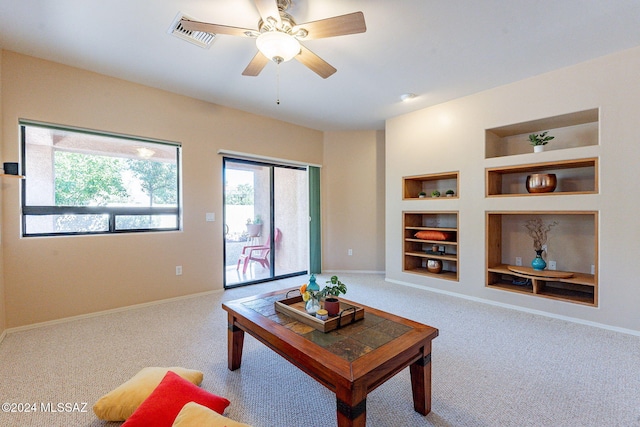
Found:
<box><xmin>206</xmin><ymin>213</ymin><xmax>215</xmax><ymax>222</ymax></box>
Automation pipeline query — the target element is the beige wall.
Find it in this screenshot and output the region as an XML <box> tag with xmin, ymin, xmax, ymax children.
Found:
<box><xmin>386</xmin><ymin>46</ymin><xmax>640</xmax><ymax>333</ymax></box>
<box><xmin>0</xmin><ymin>50</ymin><xmax>324</xmax><ymax>328</ymax></box>
<box><xmin>322</xmin><ymin>130</ymin><xmax>385</xmax><ymax>272</ymax></box>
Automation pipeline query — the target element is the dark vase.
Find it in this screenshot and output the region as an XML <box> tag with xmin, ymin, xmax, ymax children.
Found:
<box><xmin>531</xmin><ymin>249</ymin><xmax>547</xmax><ymax>271</ymax></box>
<box><xmin>324</xmin><ymin>298</ymin><xmax>340</xmax><ymax>317</ymax></box>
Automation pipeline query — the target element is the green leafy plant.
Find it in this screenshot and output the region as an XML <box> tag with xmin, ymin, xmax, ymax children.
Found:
<box><xmin>418</xmin><ymin>191</ymin><xmax>426</xmax><ymax>197</ymax></box>
<box><xmin>321</xmin><ymin>275</ymin><xmax>347</xmax><ymax>298</ymax></box>
<box><xmin>431</xmin><ymin>190</ymin><xmax>440</xmax><ymax>197</ymax></box>
<box><xmin>528</xmin><ymin>131</ymin><xmax>555</xmax><ymax>146</ymax></box>
<box><xmin>446</xmin><ymin>189</ymin><xmax>455</xmax><ymax>196</ymax></box>
<box><xmin>247</xmin><ymin>215</ymin><xmax>262</xmax><ymax>224</ymax></box>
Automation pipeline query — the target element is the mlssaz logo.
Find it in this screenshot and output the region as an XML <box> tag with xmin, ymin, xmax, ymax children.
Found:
<box><xmin>41</xmin><ymin>402</ymin><xmax>88</xmax><ymax>413</ymax></box>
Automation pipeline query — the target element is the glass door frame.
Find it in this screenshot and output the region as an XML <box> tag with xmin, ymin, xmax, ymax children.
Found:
<box><xmin>223</xmin><ymin>157</ymin><xmax>308</xmax><ymax>289</ymax></box>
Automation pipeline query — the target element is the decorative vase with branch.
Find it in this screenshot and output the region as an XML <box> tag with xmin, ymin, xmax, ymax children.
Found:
<box><xmin>524</xmin><ymin>218</ymin><xmax>558</xmax><ymax>270</ymax></box>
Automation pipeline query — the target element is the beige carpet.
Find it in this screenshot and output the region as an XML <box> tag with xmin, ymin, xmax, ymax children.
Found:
<box><xmin>0</xmin><ymin>273</ymin><xmax>639</xmax><ymax>427</ymax></box>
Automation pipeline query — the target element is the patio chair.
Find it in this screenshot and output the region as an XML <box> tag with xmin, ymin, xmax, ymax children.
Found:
<box><xmin>236</xmin><ymin>228</ymin><xmax>282</xmax><ymax>274</ymax></box>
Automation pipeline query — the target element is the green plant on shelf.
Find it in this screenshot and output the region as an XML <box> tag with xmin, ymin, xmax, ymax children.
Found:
<box><xmin>528</xmin><ymin>131</ymin><xmax>555</xmax><ymax>146</ymax></box>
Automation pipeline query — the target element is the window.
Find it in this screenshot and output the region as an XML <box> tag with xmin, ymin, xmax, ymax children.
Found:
<box><xmin>21</xmin><ymin>121</ymin><xmax>181</xmax><ymax>236</ymax></box>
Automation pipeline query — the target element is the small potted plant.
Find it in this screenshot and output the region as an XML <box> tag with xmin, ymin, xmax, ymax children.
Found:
<box><xmin>528</xmin><ymin>131</ymin><xmax>554</xmax><ymax>153</ymax></box>
<box><xmin>418</xmin><ymin>191</ymin><xmax>427</xmax><ymax>198</ymax></box>
<box><xmin>431</xmin><ymin>190</ymin><xmax>440</xmax><ymax>198</ymax></box>
<box><xmin>445</xmin><ymin>189</ymin><xmax>455</xmax><ymax>197</ymax></box>
<box><xmin>245</xmin><ymin>215</ymin><xmax>262</xmax><ymax>237</ymax></box>
<box><xmin>321</xmin><ymin>275</ymin><xmax>347</xmax><ymax>316</ymax></box>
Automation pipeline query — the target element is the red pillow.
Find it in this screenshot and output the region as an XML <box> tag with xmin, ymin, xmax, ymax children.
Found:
<box><xmin>414</xmin><ymin>230</ymin><xmax>454</xmax><ymax>241</ymax></box>
<box><xmin>122</xmin><ymin>371</ymin><xmax>230</xmax><ymax>427</ymax></box>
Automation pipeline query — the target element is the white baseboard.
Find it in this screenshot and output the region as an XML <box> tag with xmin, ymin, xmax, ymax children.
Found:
<box><xmin>322</xmin><ymin>270</ymin><xmax>385</xmax><ymax>274</ymax></box>
<box><xmin>4</xmin><ymin>288</ymin><xmax>223</xmax><ymax>335</ymax></box>
<box><xmin>386</xmin><ymin>277</ymin><xmax>640</xmax><ymax>337</ymax></box>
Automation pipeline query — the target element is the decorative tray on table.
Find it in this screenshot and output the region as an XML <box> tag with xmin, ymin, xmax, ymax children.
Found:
<box><xmin>275</xmin><ymin>293</ymin><xmax>364</xmax><ymax>333</ymax></box>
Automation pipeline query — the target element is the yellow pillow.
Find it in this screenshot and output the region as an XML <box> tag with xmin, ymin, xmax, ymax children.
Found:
<box><xmin>93</xmin><ymin>367</ymin><xmax>204</xmax><ymax>421</ymax></box>
<box><xmin>172</xmin><ymin>402</ymin><xmax>252</xmax><ymax>427</ymax></box>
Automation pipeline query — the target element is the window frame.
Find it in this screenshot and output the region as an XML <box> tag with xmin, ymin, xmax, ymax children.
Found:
<box><xmin>20</xmin><ymin>120</ymin><xmax>182</xmax><ymax>237</ymax></box>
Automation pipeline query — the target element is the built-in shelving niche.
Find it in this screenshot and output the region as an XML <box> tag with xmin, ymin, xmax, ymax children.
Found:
<box><xmin>485</xmin><ymin>108</ymin><xmax>599</xmax><ymax>159</ymax></box>
<box><xmin>403</xmin><ymin>172</ymin><xmax>459</xmax><ymax>200</ymax></box>
<box><xmin>486</xmin><ymin>211</ymin><xmax>598</xmax><ymax>306</ymax></box>
<box><xmin>403</xmin><ymin>211</ymin><xmax>458</xmax><ymax>281</ymax></box>
<box><xmin>486</xmin><ymin>157</ymin><xmax>598</xmax><ymax>197</ymax></box>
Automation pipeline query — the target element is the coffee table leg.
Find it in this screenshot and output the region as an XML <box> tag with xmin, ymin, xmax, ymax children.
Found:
<box><xmin>409</xmin><ymin>346</ymin><xmax>432</xmax><ymax>415</ymax></box>
<box><xmin>227</xmin><ymin>314</ymin><xmax>245</xmax><ymax>371</ymax></box>
<box><xmin>336</xmin><ymin>387</ymin><xmax>367</xmax><ymax>427</ymax></box>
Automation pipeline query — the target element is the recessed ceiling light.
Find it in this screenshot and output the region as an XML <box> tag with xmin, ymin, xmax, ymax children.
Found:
<box><xmin>400</xmin><ymin>93</ymin><xmax>417</xmax><ymax>102</ymax></box>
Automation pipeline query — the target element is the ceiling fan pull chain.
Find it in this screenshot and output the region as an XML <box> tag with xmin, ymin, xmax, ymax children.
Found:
<box><xmin>276</xmin><ymin>62</ymin><xmax>281</xmax><ymax>105</ymax></box>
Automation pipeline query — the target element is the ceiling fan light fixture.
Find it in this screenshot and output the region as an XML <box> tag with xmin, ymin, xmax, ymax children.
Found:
<box><xmin>256</xmin><ymin>31</ymin><xmax>301</xmax><ymax>63</ymax></box>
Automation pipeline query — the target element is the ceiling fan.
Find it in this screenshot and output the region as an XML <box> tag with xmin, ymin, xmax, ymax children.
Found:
<box><xmin>179</xmin><ymin>0</ymin><xmax>366</xmax><ymax>79</ymax></box>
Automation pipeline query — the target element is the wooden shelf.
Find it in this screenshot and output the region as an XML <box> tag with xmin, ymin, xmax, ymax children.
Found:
<box><xmin>489</xmin><ymin>265</ymin><xmax>595</xmax><ymax>286</ymax></box>
<box><xmin>1</xmin><ymin>173</ymin><xmax>24</xmax><ymax>179</ymax></box>
<box><xmin>403</xmin><ymin>211</ymin><xmax>458</xmax><ymax>281</ymax></box>
<box><xmin>487</xmin><ymin>265</ymin><xmax>596</xmax><ymax>305</ymax></box>
<box><xmin>486</xmin><ymin>212</ymin><xmax>598</xmax><ymax>306</ymax></box>
<box><xmin>404</xmin><ymin>267</ymin><xmax>458</xmax><ymax>281</ymax></box>
<box><xmin>405</xmin><ymin>238</ymin><xmax>458</xmax><ymax>246</ymax></box>
<box><xmin>403</xmin><ymin>171</ymin><xmax>458</xmax><ymax>200</ymax></box>
<box><xmin>486</xmin><ymin>157</ymin><xmax>598</xmax><ymax>197</ymax></box>
<box><xmin>485</xmin><ymin>108</ymin><xmax>598</xmax><ymax>159</ymax></box>
<box><xmin>405</xmin><ymin>251</ymin><xmax>458</xmax><ymax>262</ymax></box>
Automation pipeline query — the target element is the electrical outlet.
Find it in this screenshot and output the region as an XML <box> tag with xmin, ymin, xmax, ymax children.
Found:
<box><xmin>205</xmin><ymin>212</ymin><xmax>215</xmax><ymax>222</ymax></box>
<box><xmin>548</xmin><ymin>261</ymin><xmax>557</xmax><ymax>270</ymax></box>
<box><xmin>176</xmin><ymin>266</ymin><xmax>182</xmax><ymax>276</ymax></box>
<box><xmin>348</xmin><ymin>249</ymin><xmax>353</xmax><ymax>256</ymax></box>
<box><xmin>515</xmin><ymin>257</ymin><xmax>522</xmax><ymax>266</ymax></box>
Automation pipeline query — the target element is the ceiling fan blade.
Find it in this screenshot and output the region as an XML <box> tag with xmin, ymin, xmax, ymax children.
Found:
<box><xmin>254</xmin><ymin>0</ymin><xmax>281</xmax><ymax>26</ymax></box>
<box><xmin>295</xmin><ymin>45</ymin><xmax>337</xmax><ymax>79</ymax></box>
<box><xmin>180</xmin><ymin>19</ymin><xmax>254</xmax><ymax>37</ymax></box>
<box><xmin>242</xmin><ymin>51</ymin><xmax>270</xmax><ymax>76</ymax></box>
<box><xmin>293</xmin><ymin>12</ymin><xmax>366</xmax><ymax>40</ymax></box>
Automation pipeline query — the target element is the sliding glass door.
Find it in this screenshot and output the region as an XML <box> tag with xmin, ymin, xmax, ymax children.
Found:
<box><xmin>223</xmin><ymin>158</ymin><xmax>308</xmax><ymax>287</ymax></box>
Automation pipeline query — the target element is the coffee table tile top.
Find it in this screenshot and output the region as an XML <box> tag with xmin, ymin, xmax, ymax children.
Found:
<box><xmin>241</xmin><ymin>295</ymin><xmax>413</xmax><ymax>362</ymax></box>
<box><xmin>241</xmin><ymin>296</ymin><xmax>279</xmax><ymax>317</ymax></box>
<box><xmin>324</xmin><ymin>337</ymin><xmax>373</xmax><ymax>362</ymax></box>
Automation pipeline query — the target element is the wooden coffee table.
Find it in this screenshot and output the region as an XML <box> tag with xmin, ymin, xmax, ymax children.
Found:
<box><xmin>222</xmin><ymin>288</ymin><xmax>439</xmax><ymax>426</ymax></box>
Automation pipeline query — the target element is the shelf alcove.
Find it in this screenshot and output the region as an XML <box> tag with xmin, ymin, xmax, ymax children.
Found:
<box><xmin>486</xmin><ymin>211</ymin><xmax>598</xmax><ymax>306</ymax></box>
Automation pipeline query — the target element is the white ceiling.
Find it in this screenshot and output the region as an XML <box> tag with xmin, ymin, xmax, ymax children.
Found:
<box><xmin>1</xmin><ymin>0</ymin><xmax>640</xmax><ymax>131</ymax></box>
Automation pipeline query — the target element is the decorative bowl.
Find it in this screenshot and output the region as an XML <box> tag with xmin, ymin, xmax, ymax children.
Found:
<box><xmin>526</xmin><ymin>173</ymin><xmax>557</xmax><ymax>193</ymax></box>
<box><xmin>426</xmin><ymin>259</ymin><xmax>443</xmax><ymax>274</ymax></box>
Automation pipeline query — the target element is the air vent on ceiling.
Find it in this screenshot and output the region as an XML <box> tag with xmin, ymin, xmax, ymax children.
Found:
<box><xmin>168</xmin><ymin>12</ymin><xmax>216</xmax><ymax>49</ymax></box>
